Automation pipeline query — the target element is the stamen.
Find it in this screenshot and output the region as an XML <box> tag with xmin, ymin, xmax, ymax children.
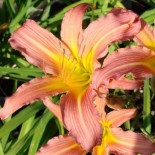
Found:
<box><xmin>59</xmin><ymin>48</ymin><xmax>65</xmax><ymax>78</ymax></box>
<box><xmin>65</xmin><ymin>57</ymin><xmax>78</xmax><ymax>79</ymax></box>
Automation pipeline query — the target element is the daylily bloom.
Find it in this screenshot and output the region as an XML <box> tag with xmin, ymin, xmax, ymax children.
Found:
<box><xmin>92</xmin><ymin>18</ymin><xmax>155</xmax><ymax>92</ymax></box>
<box><xmin>0</xmin><ymin>3</ymin><xmax>149</xmax><ymax>151</ymax></box>
<box><xmin>36</xmin><ymin>98</ymin><xmax>155</xmax><ymax>155</ymax></box>
<box><xmin>94</xmin><ymin>19</ymin><xmax>155</xmax><ymax>98</ymax></box>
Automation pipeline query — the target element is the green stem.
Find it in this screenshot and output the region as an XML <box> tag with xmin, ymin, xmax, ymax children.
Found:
<box><xmin>143</xmin><ymin>79</ymin><xmax>151</xmax><ymax>134</ymax></box>
<box><xmin>91</xmin><ymin>0</ymin><xmax>97</xmax><ymax>21</ymax></box>
<box><xmin>5</xmin><ymin>0</ymin><xmax>16</xmax><ymax>18</ymax></box>
<box><xmin>9</xmin><ymin>0</ymin><xmax>32</xmax><ymax>31</ymax></box>
<box><xmin>101</xmin><ymin>0</ymin><xmax>109</xmax><ymax>14</ymax></box>
<box><xmin>124</xmin><ymin>120</ymin><xmax>130</xmax><ymax>130</ymax></box>
<box><xmin>0</xmin><ymin>141</ymin><xmax>4</xmax><ymax>155</ymax></box>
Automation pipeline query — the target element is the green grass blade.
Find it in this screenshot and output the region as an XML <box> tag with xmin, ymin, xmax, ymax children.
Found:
<box><xmin>5</xmin><ymin>0</ymin><xmax>16</xmax><ymax>18</ymax></box>
<box><xmin>42</xmin><ymin>0</ymin><xmax>93</xmax><ymax>27</ymax></box>
<box><xmin>143</xmin><ymin>79</ymin><xmax>151</xmax><ymax>134</ymax></box>
<box><xmin>141</xmin><ymin>8</ymin><xmax>155</xmax><ymax>24</ymax></box>
<box><xmin>41</xmin><ymin>1</ymin><xmax>51</xmax><ymax>21</ymax></box>
<box><xmin>0</xmin><ymin>67</ymin><xmax>43</xmax><ymax>78</ymax></box>
<box><xmin>17</xmin><ymin>116</ymin><xmax>35</xmax><ymax>142</ymax></box>
<box><xmin>28</xmin><ymin>109</ymin><xmax>53</xmax><ymax>155</ymax></box>
<box><xmin>0</xmin><ymin>101</ymin><xmax>44</xmax><ymax>138</ymax></box>
<box><xmin>124</xmin><ymin>120</ymin><xmax>131</xmax><ymax>130</ymax></box>
<box><xmin>1</xmin><ymin>116</ymin><xmax>12</xmax><ymax>151</ymax></box>
<box><xmin>54</xmin><ymin>119</ymin><xmax>65</xmax><ymax>135</ymax></box>
<box><xmin>5</xmin><ymin>126</ymin><xmax>35</xmax><ymax>155</ymax></box>
<box><xmin>101</xmin><ymin>0</ymin><xmax>109</xmax><ymax>13</ymax></box>
<box><xmin>9</xmin><ymin>0</ymin><xmax>32</xmax><ymax>31</ymax></box>
<box><xmin>0</xmin><ymin>141</ymin><xmax>4</xmax><ymax>155</ymax></box>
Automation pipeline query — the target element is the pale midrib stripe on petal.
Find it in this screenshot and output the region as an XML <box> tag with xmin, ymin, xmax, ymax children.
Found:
<box><xmin>91</xmin><ymin>24</ymin><xmax>130</xmax><ymax>55</ymax></box>
<box><xmin>100</xmin><ymin>62</ymin><xmax>141</xmax><ymax>84</ymax></box>
<box><xmin>19</xmin><ymin>31</ymin><xmax>60</xmax><ymax>63</ymax></box>
<box><xmin>56</xmin><ymin>143</ymin><xmax>81</xmax><ymax>154</ymax></box>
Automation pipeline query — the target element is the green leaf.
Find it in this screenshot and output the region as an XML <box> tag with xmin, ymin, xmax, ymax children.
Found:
<box><xmin>0</xmin><ymin>141</ymin><xmax>4</xmax><ymax>155</ymax></box>
<box><xmin>143</xmin><ymin>79</ymin><xmax>151</xmax><ymax>134</ymax></box>
<box><xmin>41</xmin><ymin>1</ymin><xmax>51</xmax><ymax>21</ymax></box>
<box><xmin>1</xmin><ymin>116</ymin><xmax>12</xmax><ymax>152</ymax></box>
<box><xmin>17</xmin><ymin>116</ymin><xmax>35</xmax><ymax>142</ymax></box>
<box><xmin>0</xmin><ymin>101</ymin><xmax>45</xmax><ymax>138</ymax></box>
<box><xmin>9</xmin><ymin>0</ymin><xmax>32</xmax><ymax>31</ymax></box>
<box><xmin>42</xmin><ymin>0</ymin><xmax>93</xmax><ymax>27</ymax></box>
<box><xmin>54</xmin><ymin>119</ymin><xmax>65</xmax><ymax>135</ymax></box>
<box><xmin>4</xmin><ymin>0</ymin><xmax>16</xmax><ymax>18</ymax></box>
<box><xmin>141</xmin><ymin>8</ymin><xmax>155</xmax><ymax>24</ymax></box>
<box><xmin>5</xmin><ymin>125</ymin><xmax>35</xmax><ymax>155</ymax></box>
<box><xmin>0</xmin><ymin>67</ymin><xmax>44</xmax><ymax>78</ymax></box>
<box><xmin>28</xmin><ymin>109</ymin><xmax>53</xmax><ymax>155</ymax></box>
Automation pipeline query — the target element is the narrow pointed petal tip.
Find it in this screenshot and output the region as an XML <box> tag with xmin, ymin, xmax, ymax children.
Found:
<box><xmin>0</xmin><ymin>107</ymin><xmax>10</xmax><ymax>120</ymax></box>
<box><xmin>110</xmin><ymin>128</ymin><xmax>155</xmax><ymax>155</ymax></box>
<box><xmin>37</xmin><ymin>135</ymin><xmax>87</xmax><ymax>155</ymax></box>
<box><xmin>9</xmin><ymin>19</ymin><xmax>69</xmax><ymax>75</ymax></box>
<box><xmin>0</xmin><ymin>77</ymin><xmax>67</xmax><ymax>119</ymax></box>
<box><xmin>43</xmin><ymin>97</ymin><xmax>62</xmax><ymax>123</ymax></box>
<box><xmin>61</xmin><ymin>3</ymin><xmax>91</xmax><ymax>58</ymax></box>
<box><xmin>107</xmin><ymin>109</ymin><xmax>137</xmax><ymax>127</ymax></box>
<box><xmin>94</xmin><ymin>96</ymin><xmax>106</xmax><ymax>119</ymax></box>
<box><xmin>61</xmin><ymin>88</ymin><xmax>102</xmax><ymax>152</ymax></box>
<box><xmin>80</xmin><ymin>7</ymin><xmax>141</xmax><ymax>61</ymax></box>
<box><xmin>107</xmin><ymin>77</ymin><xmax>143</xmax><ymax>90</ymax></box>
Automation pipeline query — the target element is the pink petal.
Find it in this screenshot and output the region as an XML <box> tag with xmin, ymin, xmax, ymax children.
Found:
<box><xmin>43</xmin><ymin>97</ymin><xmax>62</xmax><ymax>123</ymax></box>
<box><xmin>134</xmin><ymin>19</ymin><xmax>155</xmax><ymax>51</ymax></box>
<box><xmin>95</xmin><ymin>85</ymin><xmax>109</xmax><ymax>98</ymax></box>
<box><xmin>107</xmin><ymin>76</ymin><xmax>143</xmax><ymax>90</ymax></box>
<box><xmin>61</xmin><ymin>87</ymin><xmax>102</xmax><ymax>151</ymax></box>
<box><xmin>93</xmin><ymin>46</ymin><xmax>155</xmax><ymax>89</ymax></box>
<box><xmin>37</xmin><ymin>135</ymin><xmax>87</xmax><ymax>155</ymax></box>
<box><xmin>94</xmin><ymin>96</ymin><xmax>106</xmax><ymax>119</ymax></box>
<box><xmin>0</xmin><ymin>77</ymin><xmax>68</xmax><ymax>119</ymax></box>
<box><xmin>61</xmin><ymin>3</ymin><xmax>90</xmax><ymax>59</ymax></box>
<box><xmin>9</xmin><ymin>19</ymin><xmax>69</xmax><ymax>75</ymax></box>
<box><xmin>109</xmin><ymin>128</ymin><xmax>155</xmax><ymax>155</ymax></box>
<box><xmin>106</xmin><ymin>109</ymin><xmax>136</xmax><ymax>127</ymax></box>
<box><xmin>80</xmin><ymin>8</ymin><xmax>141</xmax><ymax>65</ymax></box>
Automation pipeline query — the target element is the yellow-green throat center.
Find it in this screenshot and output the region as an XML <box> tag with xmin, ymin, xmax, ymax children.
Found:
<box><xmin>59</xmin><ymin>55</ymin><xmax>92</xmax><ymax>93</ymax></box>
<box><xmin>93</xmin><ymin>120</ymin><xmax>115</xmax><ymax>155</ymax></box>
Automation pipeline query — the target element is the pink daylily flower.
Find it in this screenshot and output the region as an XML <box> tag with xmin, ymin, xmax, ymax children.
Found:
<box><xmin>93</xmin><ymin>98</ymin><xmax>155</xmax><ymax>155</ymax></box>
<box><xmin>36</xmin><ymin>98</ymin><xmax>155</xmax><ymax>155</ymax></box>
<box><xmin>0</xmin><ymin>3</ymin><xmax>151</xmax><ymax>151</ymax></box>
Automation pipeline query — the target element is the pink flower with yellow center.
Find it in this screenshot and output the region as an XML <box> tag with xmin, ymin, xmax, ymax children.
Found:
<box><xmin>0</xmin><ymin>3</ymin><xmax>155</xmax><ymax>151</ymax></box>
<box><xmin>36</xmin><ymin>98</ymin><xmax>155</xmax><ymax>155</ymax></box>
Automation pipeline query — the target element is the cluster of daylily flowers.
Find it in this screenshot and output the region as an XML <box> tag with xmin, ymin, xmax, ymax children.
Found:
<box><xmin>1</xmin><ymin>3</ymin><xmax>155</xmax><ymax>155</ymax></box>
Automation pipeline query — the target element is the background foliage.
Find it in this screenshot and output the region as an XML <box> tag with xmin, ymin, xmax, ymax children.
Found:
<box><xmin>0</xmin><ymin>0</ymin><xmax>155</xmax><ymax>154</ymax></box>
